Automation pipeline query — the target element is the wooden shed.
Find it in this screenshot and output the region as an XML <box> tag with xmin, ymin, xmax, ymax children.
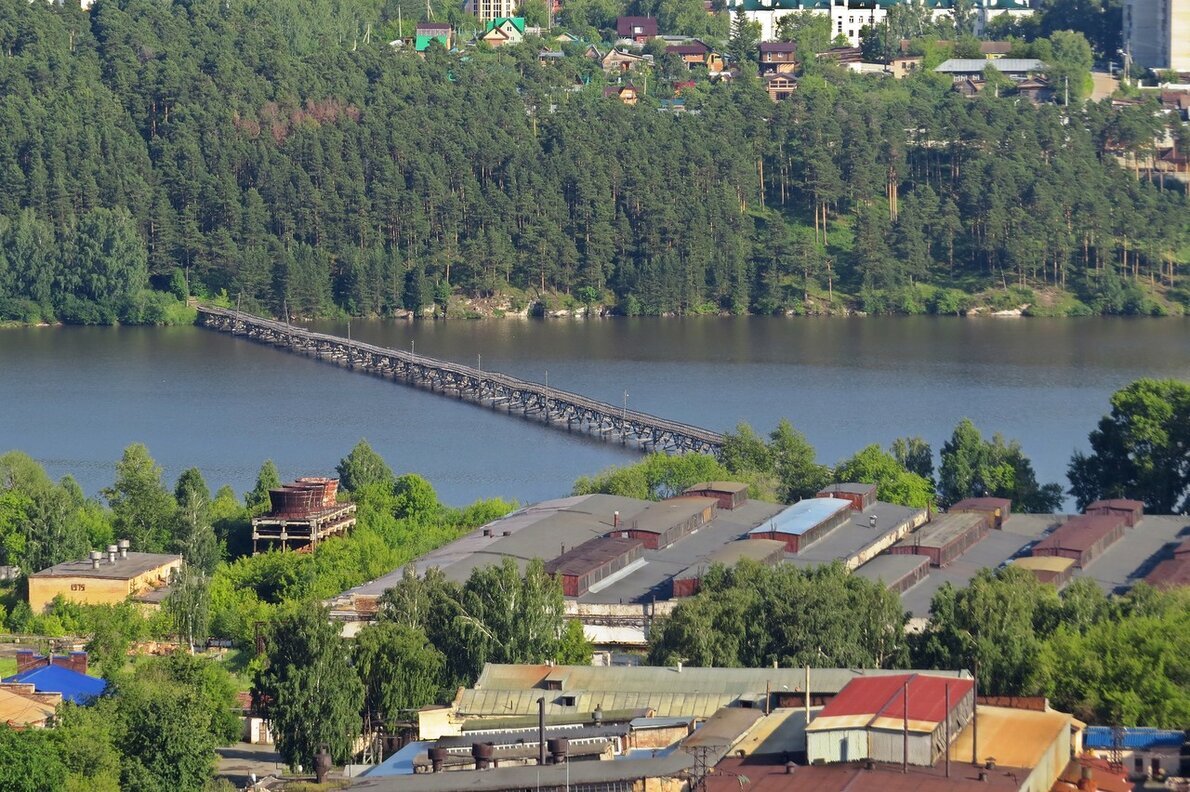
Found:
<box><xmin>616</xmin><ymin>498</ymin><xmax>717</xmax><ymax>550</ymax></box>
<box><xmin>749</xmin><ymin>498</ymin><xmax>852</xmax><ymax>553</ymax></box>
<box><xmin>887</xmin><ymin>512</ymin><xmax>988</xmax><ymax>567</ymax></box>
<box><xmin>816</xmin><ymin>483</ymin><xmax>878</xmax><ymax>512</ymax></box>
<box><xmin>949</xmin><ymin>497</ymin><xmax>1012</xmax><ymax>529</ymax></box>
<box><xmin>1084</xmin><ymin>499</ymin><xmax>1144</xmax><ymax>527</ymax></box>
<box><xmin>682</xmin><ymin>481</ymin><xmax>749</xmax><ymax>511</ymax></box>
<box><xmin>544</xmin><ymin>536</ymin><xmax>644</xmax><ymax>597</ymax></box>
<box><xmin>670</xmin><ymin>539</ymin><xmax>786</xmax><ymax>597</ymax></box>
<box><xmin>1031</xmin><ymin>514</ymin><xmax>1126</xmax><ymax>568</ymax></box>
<box><xmin>1010</xmin><ymin>556</ymin><xmax>1075</xmax><ymax>588</ymax></box>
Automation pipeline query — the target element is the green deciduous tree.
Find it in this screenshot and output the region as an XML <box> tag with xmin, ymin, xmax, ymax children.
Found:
<box><xmin>354</xmin><ymin>622</ymin><xmax>447</xmax><ymax>730</ymax></box>
<box><xmin>834</xmin><ymin>444</ymin><xmax>934</xmax><ymax>508</ymax></box>
<box><xmin>939</xmin><ymin>419</ymin><xmax>1063</xmax><ymax>512</ymax></box>
<box><xmin>769</xmin><ymin>419</ymin><xmax>831</xmax><ymax>502</ymax></box>
<box><xmin>0</xmin><ymin>727</ymin><xmax>67</xmax><ymax>792</ymax></box>
<box><xmin>103</xmin><ymin>444</ymin><xmax>176</xmax><ymax>553</ymax></box>
<box><xmin>337</xmin><ymin>439</ymin><xmax>395</xmax><ymax>493</ymax></box>
<box><xmin>246</xmin><ymin>460</ymin><xmax>282</xmax><ymax>513</ymax></box>
<box><xmin>1068</xmin><ymin>378</ymin><xmax>1190</xmax><ymax>514</ymax></box>
<box><xmin>254</xmin><ymin>605</ymin><xmax>364</xmax><ymax>768</ymax></box>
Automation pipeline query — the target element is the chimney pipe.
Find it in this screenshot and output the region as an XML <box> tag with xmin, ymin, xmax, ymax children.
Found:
<box><xmin>944</xmin><ymin>682</ymin><xmax>951</xmax><ymax>778</ymax></box>
<box><xmin>805</xmin><ymin>665</ymin><xmax>811</xmax><ymax>723</ymax></box>
<box><xmin>90</xmin><ymin>550</ymin><xmax>103</xmax><ymax>570</ymax></box>
<box><xmin>972</xmin><ymin>661</ymin><xmax>979</xmax><ymax>766</ymax></box>
<box><xmin>118</xmin><ymin>539</ymin><xmax>130</xmax><ymax>559</ymax></box>
<box><xmin>902</xmin><ymin>676</ymin><xmax>910</xmax><ymax>774</ymax></box>
<box><xmin>106</xmin><ymin>544</ymin><xmax>118</xmax><ymax>564</ymax></box>
<box><xmin>538</xmin><ymin>697</ymin><xmax>546</xmax><ymax>766</ymax></box>
<box><xmin>614</xmin><ymin>511</ymin><xmax>620</xmax><ymax>528</ymax></box>
<box><xmin>677</xmin><ymin>661</ymin><xmax>682</xmax><ymax>673</ymax></box>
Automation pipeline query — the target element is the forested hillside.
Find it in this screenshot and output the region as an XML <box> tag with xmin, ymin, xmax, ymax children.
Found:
<box><xmin>0</xmin><ymin>0</ymin><xmax>1186</xmax><ymax>322</ymax></box>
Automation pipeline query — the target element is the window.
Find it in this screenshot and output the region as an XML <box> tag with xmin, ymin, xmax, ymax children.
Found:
<box><xmin>559</xmin><ymin>695</ymin><xmax>577</xmax><ymax>706</ymax></box>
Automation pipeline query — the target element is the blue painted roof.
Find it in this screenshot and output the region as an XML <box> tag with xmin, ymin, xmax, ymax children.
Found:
<box><xmin>3</xmin><ymin>665</ymin><xmax>108</xmax><ymax>705</ymax></box>
<box><xmin>1083</xmin><ymin>727</ymin><xmax>1184</xmax><ymax>750</ymax></box>
<box><xmin>750</xmin><ymin>498</ymin><xmax>851</xmax><ymax>537</ymax></box>
<box><xmin>361</xmin><ymin>740</ymin><xmax>432</xmax><ymax>777</ymax></box>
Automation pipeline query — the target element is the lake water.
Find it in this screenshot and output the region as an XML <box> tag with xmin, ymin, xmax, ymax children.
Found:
<box><xmin>1</xmin><ymin>317</ymin><xmax>1186</xmax><ymax>507</ymax></box>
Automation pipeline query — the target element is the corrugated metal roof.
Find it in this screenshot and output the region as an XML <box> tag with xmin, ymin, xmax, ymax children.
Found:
<box><xmin>808</xmin><ymin>674</ymin><xmax>972</xmax><ymax>733</ymax></box>
<box><xmin>750</xmin><ymin>498</ymin><xmax>851</xmax><ymax>537</ymax></box>
<box><xmin>897</xmin><ymin>513</ymin><xmax>986</xmax><ymax>549</ymax></box>
<box><xmin>1033</xmin><ymin>515</ymin><xmax>1124</xmax><ymax>553</ymax></box>
<box><xmin>675</xmin><ymin>539</ymin><xmax>786</xmax><ymax>581</ymax></box>
<box><xmin>3</xmin><ymin>664</ymin><xmax>108</xmax><ymax>705</ymax></box>
<box><xmin>544</xmin><ymin>536</ymin><xmax>643</xmax><ymax>577</ymax></box>
<box><xmin>1146</xmin><ymin>557</ymin><xmax>1190</xmax><ymax>588</ymax></box>
<box><xmin>950</xmin><ymin>497</ymin><xmax>1012</xmax><ymax>512</ymax></box>
<box><xmin>854</xmin><ymin>554</ymin><xmax>929</xmax><ymax>585</ymax></box>
<box><xmin>934</xmin><ymin>58</ymin><xmax>1046</xmax><ymax>73</ymax></box>
<box><xmin>682</xmin><ymin>706</ymin><xmax>764</xmax><ymax>748</ymax></box>
<box><xmin>1083</xmin><ymin>726</ymin><xmax>1185</xmax><ymax>750</ymax></box>
<box><xmin>820</xmin><ymin>482</ymin><xmax>878</xmax><ymax>496</ymax></box>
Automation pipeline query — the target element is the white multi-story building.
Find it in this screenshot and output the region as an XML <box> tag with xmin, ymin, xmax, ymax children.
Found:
<box><xmin>1124</xmin><ymin>0</ymin><xmax>1190</xmax><ymax>72</ymax></box>
<box><xmin>735</xmin><ymin>0</ymin><xmax>1035</xmax><ymax>48</ymax></box>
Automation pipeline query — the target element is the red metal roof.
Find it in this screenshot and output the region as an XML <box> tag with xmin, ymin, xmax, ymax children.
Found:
<box><xmin>1145</xmin><ymin>557</ymin><xmax>1190</xmax><ymax>589</ymax></box>
<box><xmin>949</xmin><ymin>497</ymin><xmax>1011</xmax><ymax>512</ymax></box>
<box><xmin>1033</xmin><ymin>515</ymin><xmax>1124</xmax><ymax>553</ymax></box>
<box><xmin>815</xmin><ymin>674</ymin><xmax>972</xmax><ymax>725</ymax></box>
<box><xmin>1086</xmin><ymin>499</ymin><xmax>1143</xmax><ymax>511</ymax></box>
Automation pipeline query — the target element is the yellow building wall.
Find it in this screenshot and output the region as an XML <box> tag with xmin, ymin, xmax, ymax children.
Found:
<box><xmin>28</xmin><ymin>559</ymin><xmax>181</xmax><ymax>612</ymax></box>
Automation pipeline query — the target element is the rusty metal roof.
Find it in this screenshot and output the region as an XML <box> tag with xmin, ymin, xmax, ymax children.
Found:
<box><xmin>685</xmin><ymin>482</ymin><xmax>749</xmax><ymax>495</ymax></box>
<box><xmin>1033</xmin><ymin>514</ymin><xmax>1124</xmax><ymax>553</ymax></box>
<box><xmin>544</xmin><ymin>536</ymin><xmax>643</xmax><ymax>577</ymax></box>
<box><xmin>896</xmin><ymin>513</ymin><xmax>986</xmax><ymax>549</ymax></box>
<box><xmin>707</xmin><ymin>756</ymin><xmax>1023</xmax><ymax>791</ymax></box>
<box><xmin>947</xmin><ymin>705</ymin><xmax>1074</xmax><ymax>769</ymax></box>
<box><xmin>628</xmin><ymin>498</ymin><xmax>717</xmax><ymax>534</ymax></box>
<box><xmin>1145</xmin><ymin>557</ymin><xmax>1190</xmax><ymax>588</ymax></box>
<box><xmin>950</xmin><ymin>497</ymin><xmax>1012</xmax><ymax>512</ymax></box>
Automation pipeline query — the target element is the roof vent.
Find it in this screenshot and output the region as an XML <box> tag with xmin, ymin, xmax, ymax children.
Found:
<box><xmin>106</xmin><ymin>544</ymin><xmax>118</xmax><ymax>564</ymax></box>
<box><xmin>118</xmin><ymin>539</ymin><xmax>130</xmax><ymax>559</ymax></box>
<box><xmin>90</xmin><ymin>551</ymin><xmax>103</xmax><ymax>570</ymax></box>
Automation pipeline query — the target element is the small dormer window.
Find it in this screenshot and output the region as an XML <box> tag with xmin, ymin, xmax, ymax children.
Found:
<box><xmin>559</xmin><ymin>694</ymin><xmax>577</xmax><ymax>706</ymax></box>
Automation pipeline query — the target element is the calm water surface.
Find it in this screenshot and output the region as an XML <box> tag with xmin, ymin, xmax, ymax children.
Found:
<box><xmin>1</xmin><ymin>317</ymin><xmax>1186</xmax><ymax>506</ymax></box>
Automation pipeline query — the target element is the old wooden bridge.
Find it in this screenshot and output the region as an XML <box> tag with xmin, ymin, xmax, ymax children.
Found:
<box><xmin>196</xmin><ymin>306</ymin><xmax>723</xmax><ymax>454</ymax></box>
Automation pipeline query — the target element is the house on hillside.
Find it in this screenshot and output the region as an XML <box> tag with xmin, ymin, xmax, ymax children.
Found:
<box><xmin>889</xmin><ymin>54</ymin><xmax>923</xmax><ymax>77</ymax></box>
<box><xmin>414</xmin><ymin>22</ymin><xmax>453</xmax><ymax>51</ymax></box>
<box><xmin>759</xmin><ymin>41</ymin><xmax>799</xmax><ymax>74</ymax></box>
<box><xmin>604</xmin><ymin>84</ymin><xmax>641</xmax><ymax>105</ymax></box>
<box><xmin>481</xmin><ymin>16</ymin><xmax>525</xmax><ymax>47</ymax></box>
<box><xmin>1015</xmin><ymin>76</ymin><xmax>1055</xmax><ymax>103</ymax></box>
<box><xmin>602</xmin><ymin>48</ymin><xmax>651</xmax><ymax>73</ymax></box>
<box><xmin>764</xmin><ymin>72</ymin><xmax>798</xmax><ymax>100</ymax></box>
<box><xmin>616</xmin><ymin>16</ymin><xmax>659</xmax><ymax>43</ymax></box>
<box><xmin>666</xmin><ymin>40</ymin><xmax>727</xmax><ymax>72</ymax></box>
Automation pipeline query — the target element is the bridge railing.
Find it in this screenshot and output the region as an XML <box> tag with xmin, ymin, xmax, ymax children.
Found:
<box><xmin>198</xmin><ymin>306</ymin><xmax>724</xmax><ymax>446</ymax></box>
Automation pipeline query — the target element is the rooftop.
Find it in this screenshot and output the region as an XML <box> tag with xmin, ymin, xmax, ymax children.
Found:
<box><xmin>0</xmin><ymin>687</ymin><xmax>57</xmax><ymax>726</ymax></box>
<box><xmin>544</xmin><ymin>536</ymin><xmax>643</xmax><ymax>577</ymax></box>
<box><xmin>808</xmin><ymin>674</ymin><xmax>973</xmax><ymax>733</ymax></box>
<box><xmin>947</xmin><ymin>705</ymin><xmax>1075</xmax><ymax>769</ymax></box>
<box><xmin>707</xmin><ymin>755</ymin><xmax>1024</xmax><ymax>792</ymax></box>
<box><xmin>30</xmin><ymin>551</ymin><xmax>181</xmax><ymax>581</ymax></box>
<box><xmin>935</xmin><ymin>58</ymin><xmax>1047</xmax><ymax>73</ymax></box>
<box><xmin>1010</xmin><ymin>555</ymin><xmax>1074</xmax><ymax>574</ymax></box>
<box><xmin>853</xmin><ymin>554</ymin><xmax>929</xmax><ymax>587</ymax></box>
<box><xmin>1073</xmin><ymin>515</ymin><xmax>1188</xmax><ymax>592</ymax></box>
<box><xmin>786</xmin><ymin>501</ymin><xmax>925</xmax><ymax>565</ymax></box>
<box><xmin>675</xmin><ymin>538</ymin><xmax>786</xmax><ymax>580</ymax></box>
<box><xmin>950</xmin><ymin>497</ymin><xmax>1012</xmax><ymax>512</ymax></box>
<box><xmin>3</xmin><ymin>664</ymin><xmax>108</xmax><ymax>705</ymax></box>
<box><xmin>895</xmin><ymin>512</ymin><xmax>986</xmax><ymax>550</ymax></box>
<box><xmin>1033</xmin><ymin>514</ymin><xmax>1124</xmax><ymax>553</ymax></box>
<box><xmin>628</xmin><ymin>497</ymin><xmax>717</xmax><ymax>534</ymax></box>
<box><xmin>900</xmin><ymin>514</ymin><xmax>1057</xmax><ymax>617</ymax></box>
<box><xmin>685</xmin><ymin>481</ymin><xmax>748</xmax><ymax>495</ymax></box>
<box><xmin>750</xmin><ymin>498</ymin><xmax>851</xmax><ymax>537</ymax></box>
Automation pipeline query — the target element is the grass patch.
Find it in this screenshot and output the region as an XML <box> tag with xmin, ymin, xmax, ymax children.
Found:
<box><xmin>0</xmin><ymin>657</ymin><xmax>17</xmax><ymax>677</ymax></box>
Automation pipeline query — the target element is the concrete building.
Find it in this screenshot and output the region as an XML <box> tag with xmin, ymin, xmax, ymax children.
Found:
<box><xmin>1124</xmin><ymin>0</ymin><xmax>1190</xmax><ymax>73</ymax></box>
<box><xmin>27</xmin><ymin>542</ymin><xmax>181</xmax><ymax>612</ymax></box>
<box><xmin>251</xmin><ymin>477</ymin><xmax>356</xmax><ymax>554</ymax></box>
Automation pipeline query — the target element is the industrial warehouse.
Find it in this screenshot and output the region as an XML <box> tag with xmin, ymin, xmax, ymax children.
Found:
<box><xmin>330</xmin><ymin>480</ymin><xmax>1188</xmax><ymax>643</ymax></box>
<box><xmin>346</xmin><ymin>661</ymin><xmax>1134</xmax><ymax>792</ymax></box>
